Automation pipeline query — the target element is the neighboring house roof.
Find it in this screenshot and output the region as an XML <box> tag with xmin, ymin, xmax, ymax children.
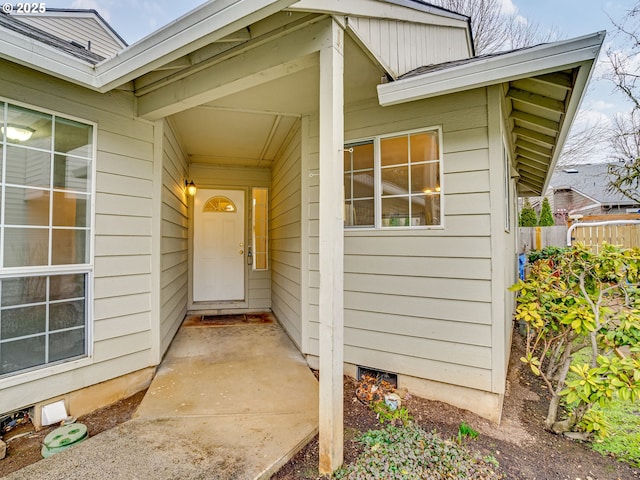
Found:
<box><xmin>378</xmin><ymin>32</ymin><xmax>605</xmax><ymax>196</ymax></box>
<box><xmin>0</xmin><ymin>11</ymin><xmax>105</xmax><ymax>64</ymax></box>
<box><xmin>550</xmin><ymin>163</ymin><xmax>640</xmax><ymax>206</ymax></box>
<box><xmin>11</xmin><ymin>8</ymin><xmax>127</xmax><ymax>59</ymax></box>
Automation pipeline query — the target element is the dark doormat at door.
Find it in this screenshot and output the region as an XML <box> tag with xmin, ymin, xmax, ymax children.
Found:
<box><xmin>183</xmin><ymin>313</ymin><xmax>274</xmax><ymax>327</ymax></box>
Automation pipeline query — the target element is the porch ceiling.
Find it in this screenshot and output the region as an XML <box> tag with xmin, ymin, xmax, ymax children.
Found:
<box><xmin>168</xmin><ymin>33</ymin><xmax>381</xmax><ymax>169</ymax></box>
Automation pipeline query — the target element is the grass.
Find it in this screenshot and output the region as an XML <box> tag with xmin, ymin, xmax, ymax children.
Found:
<box><xmin>591</xmin><ymin>399</ymin><xmax>640</xmax><ymax>467</ymax></box>
<box><xmin>564</xmin><ymin>347</ymin><xmax>640</xmax><ymax>467</ymax></box>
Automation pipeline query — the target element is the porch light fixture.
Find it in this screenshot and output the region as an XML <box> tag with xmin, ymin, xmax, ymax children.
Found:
<box><xmin>1</xmin><ymin>124</ymin><xmax>35</xmax><ymax>142</ymax></box>
<box><xmin>185</xmin><ymin>180</ymin><xmax>197</xmax><ymax>197</ymax></box>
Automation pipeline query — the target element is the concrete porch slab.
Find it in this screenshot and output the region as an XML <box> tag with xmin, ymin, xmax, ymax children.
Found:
<box><xmin>5</xmin><ymin>316</ymin><xmax>319</xmax><ymax>480</ymax></box>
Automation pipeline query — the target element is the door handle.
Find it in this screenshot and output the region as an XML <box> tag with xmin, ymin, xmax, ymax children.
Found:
<box><xmin>239</xmin><ymin>249</ymin><xmax>244</xmax><ymax>255</ymax></box>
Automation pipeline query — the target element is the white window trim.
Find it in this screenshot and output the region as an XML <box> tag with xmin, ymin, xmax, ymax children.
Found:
<box><xmin>345</xmin><ymin>126</ymin><xmax>444</xmax><ymax>231</ymax></box>
<box><xmin>0</xmin><ymin>97</ymin><xmax>97</xmax><ymax>381</ymax></box>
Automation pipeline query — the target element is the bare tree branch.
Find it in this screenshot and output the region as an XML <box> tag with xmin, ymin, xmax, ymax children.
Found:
<box><xmin>429</xmin><ymin>0</ymin><xmax>560</xmax><ymax>54</ymax></box>
<box><xmin>605</xmin><ymin>2</ymin><xmax>640</xmax><ymax>203</ymax></box>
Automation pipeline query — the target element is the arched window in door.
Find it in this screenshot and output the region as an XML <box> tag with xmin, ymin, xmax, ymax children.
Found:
<box><xmin>203</xmin><ymin>196</ymin><xmax>236</xmax><ymax>213</ymax></box>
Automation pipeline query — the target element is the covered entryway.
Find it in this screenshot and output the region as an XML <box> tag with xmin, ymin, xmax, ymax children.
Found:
<box><xmin>138</xmin><ymin>12</ymin><xmax>357</xmax><ymax>474</ymax></box>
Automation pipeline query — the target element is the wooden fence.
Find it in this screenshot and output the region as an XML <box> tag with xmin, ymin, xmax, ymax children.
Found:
<box><xmin>518</xmin><ymin>226</ymin><xmax>566</xmax><ymax>253</ymax></box>
<box><xmin>569</xmin><ymin>222</ymin><xmax>640</xmax><ymax>252</ymax></box>
<box><xmin>520</xmin><ymin>220</ymin><xmax>640</xmax><ymax>254</ymax></box>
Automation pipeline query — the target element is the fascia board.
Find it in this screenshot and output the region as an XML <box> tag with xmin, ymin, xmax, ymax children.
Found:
<box><xmin>94</xmin><ymin>0</ymin><xmax>296</xmax><ymax>92</ymax></box>
<box><xmin>288</xmin><ymin>0</ymin><xmax>469</xmax><ymax>28</ymax></box>
<box><xmin>377</xmin><ymin>31</ymin><xmax>605</xmax><ymax>107</ymax></box>
<box><xmin>0</xmin><ymin>28</ymin><xmax>99</xmax><ymax>87</ymax></box>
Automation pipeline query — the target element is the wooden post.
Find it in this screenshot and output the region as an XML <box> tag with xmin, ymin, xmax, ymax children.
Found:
<box><xmin>318</xmin><ymin>18</ymin><xmax>344</xmax><ymax>475</ymax></box>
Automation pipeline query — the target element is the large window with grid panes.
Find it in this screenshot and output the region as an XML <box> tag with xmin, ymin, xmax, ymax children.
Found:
<box><xmin>0</xmin><ymin>100</ymin><xmax>94</xmax><ymax>378</ymax></box>
<box><xmin>344</xmin><ymin>127</ymin><xmax>442</xmax><ymax>229</ymax></box>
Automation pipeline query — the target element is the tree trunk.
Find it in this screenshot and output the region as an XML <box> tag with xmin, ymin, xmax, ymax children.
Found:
<box><xmin>545</xmin><ymin>345</ymin><xmax>574</xmax><ymax>429</ymax></box>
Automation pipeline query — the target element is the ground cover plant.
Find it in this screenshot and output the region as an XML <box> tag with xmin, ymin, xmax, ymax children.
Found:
<box><xmin>333</xmin><ymin>424</ymin><xmax>503</xmax><ymax>480</ymax></box>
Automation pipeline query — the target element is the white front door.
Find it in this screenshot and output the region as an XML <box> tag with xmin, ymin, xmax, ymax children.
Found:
<box><xmin>193</xmin><ymin>189</ymin><xmax>245</xmax><ymax>302</ymax></box>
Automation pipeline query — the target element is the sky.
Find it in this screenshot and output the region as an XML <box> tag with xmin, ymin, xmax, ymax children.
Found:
<box><xmin>38</xmin><ymin>0</ymin><xmax>639</xmax><ymax>162</ymax></box>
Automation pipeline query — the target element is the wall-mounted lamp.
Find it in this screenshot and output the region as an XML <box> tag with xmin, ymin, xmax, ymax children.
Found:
<box><xmin>1</xmin><ymin>124</ymin><xmax>35</xmax><ymax>142</ymax></box>
<box><xmin>185</xmin><ymin>180</ymin><xmax>197</xmax><ymax>197</ymax></box>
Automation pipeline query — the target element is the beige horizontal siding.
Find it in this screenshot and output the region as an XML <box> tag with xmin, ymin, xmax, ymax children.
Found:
<box><xmin>271</xmin><ymin>121</ymin><xmax>302</xmax><ymax>346</ymax></box>
<box><xmin>0</xmin><ymin>59</ymin><xmax>155</xmax><ymax>414</ymax></box>
<box><xmin>159</xmin><ymin>120</ymin><xmax>189</xmax><ymax>355</ymax></box>
<box><xmin>304</xmin><ymin>88</ymin><xmax>494</xmax><ymax>392</ymax></box>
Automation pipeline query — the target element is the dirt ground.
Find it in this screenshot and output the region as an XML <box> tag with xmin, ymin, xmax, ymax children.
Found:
<box><xmin>274</xmin><ymin>334</ymin><xmax>640</xmax><ymax>480</ymax></box>
<box><xmin>0</xmin><ymin>390</ymin><xmax>147</xmax><ymax>478</ymax></box>
<box><xmin>1</xmin><ymin>333</ymin><xmax>639</xmax><ymax>479</ymax></box>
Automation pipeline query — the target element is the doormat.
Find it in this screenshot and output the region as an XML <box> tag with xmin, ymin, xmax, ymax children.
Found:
<box><xmin>183</xmin><ymin>313</ymin><xmax>274</xmax><ymax>327</ymax></box>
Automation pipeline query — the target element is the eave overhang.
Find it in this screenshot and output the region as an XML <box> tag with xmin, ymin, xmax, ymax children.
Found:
<box><xmin>377</xmin><ymin>31</ymin><xmax>605</xmax><ymax>196</ymax></box>
<box><xmin>0</xmin><ymin>0</ymin><xmax>296</xmax><ymax>92</ymax></box>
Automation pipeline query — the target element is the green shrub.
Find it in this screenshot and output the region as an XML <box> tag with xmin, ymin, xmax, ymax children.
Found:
<box><xmin>538</xmin><ymin>197</ymin><xmax>555</xmax><ymax>226</ymax></box>
<box><xmin>334</xmin><ymin>425</ymin><xmax>504</xmax><ymax>479</ymax></box>
<box><xmin>518</xmin><ymin>199</ymin><xmax>538</xmax><ymax>227</ymax></box>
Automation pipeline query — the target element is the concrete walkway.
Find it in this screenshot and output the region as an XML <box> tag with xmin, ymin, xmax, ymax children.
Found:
<box><xmin>6</xmin><ymin>315</ymin><xmax>319</xmax><ymax>480</ymax></box>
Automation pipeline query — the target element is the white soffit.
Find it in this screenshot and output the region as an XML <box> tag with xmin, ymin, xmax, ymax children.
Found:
<box><xmin>377</xmin><ymin>31</ymin><xmax>605</xmax><ymax>107</ymax></box>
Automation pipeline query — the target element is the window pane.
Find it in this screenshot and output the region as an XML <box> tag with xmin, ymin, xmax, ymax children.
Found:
<box><xmin>54</xmin><ymin>155</ymin><xmax>90</xmax><ymax>192</ymax></box>
<box><xmin>251</xmin><ymin>187</ymin><xmax>268</xmax><ymax>271</ymax></box>
<box><xmin>1</xmin><ymin>305</ymin><xmax>46</xmax><ymax>340</ymax></box>
<box><xmin>345</xmin><ymin>199</ymin><xmax>375</xmax><ymax>227</ymax></box>
<box><xmin>381</xmin><ymin>166</ymin><xmax>409</xmax><ymax>195</ymax></box>
<box><xmin>55</xmin><ymin>118</ymin><xmax>92</xmax><ymax>158</ymax></box>
<box><xmin>412</xmin><ymin>194</ymin><xmax>441</xmax><ymax>226</ymax></box>
<box><xmin>50</xmin><ymin>300</ymin><xmax>85</xmax><ymax>330</ymax></box>
<box><xmin>5</xmin><ymin>146</ymin><xmax>51</xmax><ymax>187</ymax></box>
<box><xmin>52</xmin><ymin>229</ymin><xmax>89</xmax><ymax>265</ymax></box>
<box><xmin>49</xmin><ymin>328</ymin><xmax>85</xmax><ymax>363</ymax></box>
<box><xmin>4</xmin><ymin>228</ymin><xmax>49</xmax><ymax>267</ymax></box>
<box><xmin>2</xmin><ymin>276</ymin><xmax>46</xmax><ymax>306</ymax></box>
<box><xmin>411</xmin><ymin>162</ymin><xmax>440</xmax><ymax>193</ymax></box>
<box><xmin>50</xmin><ymin>274</ymin><xmax>85</xmax><ymax>301</ymax></box>
<box><xmin>381</xmin><ymin>136</ymin><xmax>408</xmax><ymax>167</ymax></box>
<box><xmin>344</xmin><ymin>174</ymin><xmax>351</xmax><ymax>199</ymax></box>
<box><xmin>352</xmin><ymin>170</ymin><xmax>374</xmax><ymax>198</ymax></box>
<box><xmin>6</xmin><ymin>105</ymin><xmax>52</xmax><ymax>149</ymax></box>
<box><xmin>0</xmin><ymin>336</ymin><xmax>45</xmax><ymax>375</ymax></box>
<box><xmin>52</xmin><ymin>191</ymin><xmax>89</xmax><ymax>227</ymax></box>
<box><xmin>382</xmin><ymin>197</ymin><xmax>410</xmax><ymax>227</ymax></box>
<box><xmin>352</xmin><ymin>142</ymin><xmax>374</xmax><ymax>170</ymax></box>
<box><xmin>410</xmin><ymin>131</ymin><xmax>439</xmax><ymax>162</ymax></box>
<box><xmin>4</xmin><ymin>186</ymin><xmax>50</xmax><ymax>226</ymax></box>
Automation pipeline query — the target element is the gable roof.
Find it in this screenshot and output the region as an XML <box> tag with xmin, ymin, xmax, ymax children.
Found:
<box><xmin>0</xmin><ymin>11</ymin><xmax>105</xmax><ymax>64</ymax></box>
<box><xmin>12</xmin><ymin>8</ymin><xmax>127</xmax><ymax>58</ymax></box>
<box><xmin>378</xmin><ymin>32</ymin><xmax>605</xmax><ymax>196</ymax></box>
<box><xmin>551</xmin><ymin>163</ymin><xmax>640</xmax><ymax>206</ymax></box>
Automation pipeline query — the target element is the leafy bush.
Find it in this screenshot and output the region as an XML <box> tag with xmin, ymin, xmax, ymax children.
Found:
<box><xmin>334</xmin><ymin>425</ymin><xmax>504</xmax><ymax>479</ymax></box>
<box><xmin>510</xmin><ymin>243</ymin><xmax>640</xmax><ymax>436</ymax></box>
<box><xmin>526</xmin><ymin>246</ymin><xmax>568</xmax><ymax>264</ymax></box>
